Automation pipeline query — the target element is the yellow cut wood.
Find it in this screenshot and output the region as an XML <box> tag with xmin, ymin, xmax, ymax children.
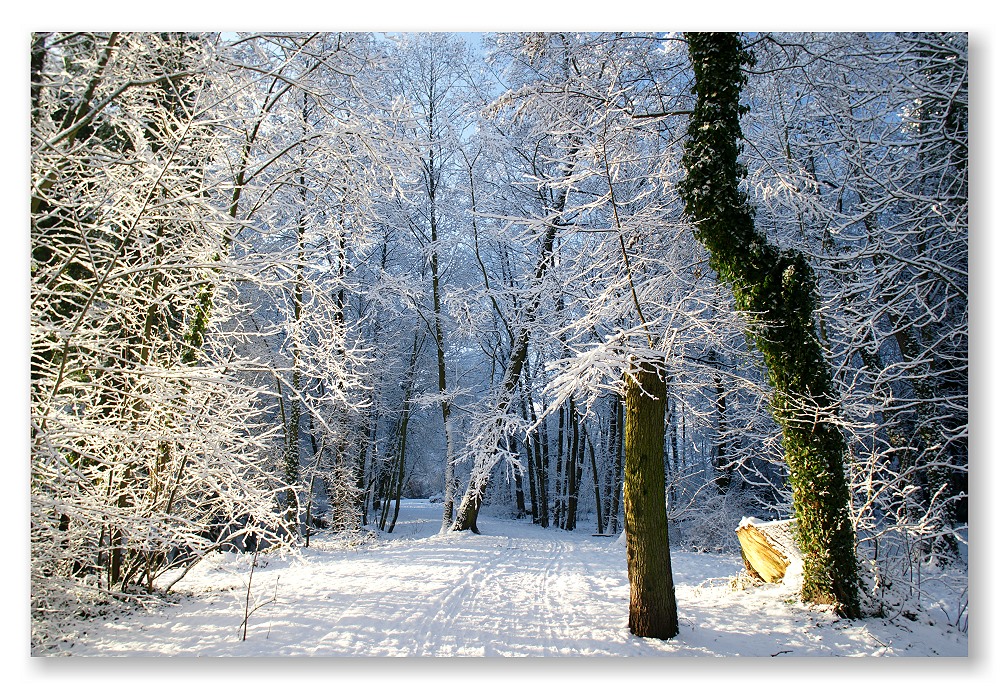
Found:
<box><xmin>736</xmin><ymin>521</ymin><xmax>793</xmax><ymax>583</ymax></box>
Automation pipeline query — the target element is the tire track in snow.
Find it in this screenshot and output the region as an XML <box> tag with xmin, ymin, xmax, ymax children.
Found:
<box><xmin>304</xmin><ymin>533</ymin><xmax>516</xmax><ymax>655</ymax></box>
<box><xmin>420</xmin><ymin>533</ymin><xmax>546</xmax><ymax>655</ymax></box>
<box><xmin>408</xmin><ymin>534</ymin><xmax>511</xmax><ymax>655</ymax></box>
<box><xmin>312</xmin><ymin>526</ymin><xmax>588</xmax><ymax>656</ymax></box>
<box><xmin>404</xmin><ymin>528</ymin><xmax>606</xmax><ymax>655</ymax></box>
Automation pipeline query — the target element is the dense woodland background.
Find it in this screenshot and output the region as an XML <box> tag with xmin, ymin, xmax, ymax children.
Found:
<box><xmin>30</xmin><ymin>31</ymin><xmax>967</xmax><ymax>650</ymax></box>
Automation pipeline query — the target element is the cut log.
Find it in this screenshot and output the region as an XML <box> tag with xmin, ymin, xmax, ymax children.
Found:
<box><xmin>736</xmin><ymin>517</ymin><xmax>800</xmax><ymax>583</ymax></box>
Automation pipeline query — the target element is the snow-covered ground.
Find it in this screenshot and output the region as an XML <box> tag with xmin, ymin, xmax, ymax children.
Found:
<box><xmin>54</xmin><ymin>500</ymin><xmax>967</xmax><ymax>657</ymax></box>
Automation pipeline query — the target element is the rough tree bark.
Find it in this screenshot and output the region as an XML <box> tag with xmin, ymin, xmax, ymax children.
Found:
<box><xmin>678</xmin><ymin>31</ymin><xmax>860</xmax><ymax>617</ymax></box>
<box><xmin>622</xmin><ymin>359</ymin><xmax>679</xmax><ymax>639</ymax></box>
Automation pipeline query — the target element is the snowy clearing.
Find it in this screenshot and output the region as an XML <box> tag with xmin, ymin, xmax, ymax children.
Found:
<box><xmin>55</xmin><ymin>500</ymin><xmax>966</xmax><ymax>658</ymax></box>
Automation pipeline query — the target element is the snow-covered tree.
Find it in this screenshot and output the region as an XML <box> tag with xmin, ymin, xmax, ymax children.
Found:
<box><xmin>743</xmin><ymin>31</ymin><xmax>968</xmax><ymax>607</ymax></box>
<box><xmin>30</xmin><ymin>32</ymin><xmax>292</xmax><ymax>645</ymax></box>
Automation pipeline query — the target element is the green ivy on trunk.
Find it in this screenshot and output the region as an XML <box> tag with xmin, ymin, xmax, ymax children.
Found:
<box><xmin>678</xmin><ymin>32</ymin><xmax>860</xmax><ymax>618</ymax></box>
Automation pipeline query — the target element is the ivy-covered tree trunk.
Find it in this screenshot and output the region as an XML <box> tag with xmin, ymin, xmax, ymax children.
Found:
<box><xmin>622</xmin><ymin>360</ymin><xmax>679</xmax><ymax>639</ymax></box>
<box><xmin>679</xmin><ymin>32</ymin><xmax>860</xmax><ymax>617</ymax></box>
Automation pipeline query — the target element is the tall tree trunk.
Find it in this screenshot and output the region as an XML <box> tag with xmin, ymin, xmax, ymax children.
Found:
<box><xmin>384</xmin><ymin>412</ymin><xmax>409</xmax><ymax>533</ymax></box>
<box><xmin>536</xmin><ymin>413</ymin><xmax>551</xmax><ymax>529</ymax></box>
<box><xmin>565</xmin><ymin>401</ymin><xmax>581</xmax><ymax>531</ymax></box>
<box><xmin>711</xmin><ymin>354</ymin><xmax>730</xmax><ymax>494</ymax></box>
<box><xmin>282</xmin><ymin>176</ymin><xmax>308</xmax><ymax>534</ymax></box>
<box><xmin>522</xmin><ymin>405</ymin><xmax>539</xmax><ymax>523</ymax></box>
<box><xmin>574</xmin><ymin>417</ymin><xmax>586</xmax><ymax>527</ymax></box>
<box><xmin>354</xmin><ymin>409</ymin><xmax>373</xmax><ymax>526</ymax></box>
<box><xmin>607</xmin><ymin>393</ymin><xmax>624</xmax><ymax>534</ymax></box>
<box><xmin>521</xmin><ymin>378</ymin><xmax>549</xmax><ymax>527</ymax></box>
<box><xmin>554</xmin><ymin>404</ymin><xmax>565</xmax><ymax>528</ymax></box>
<box><xmin>510</xmin><ymin>435</ymin><xmax>527</xmax><ymax>518</ymax></box>
<box><xmin>679</xmin><ymin>31</ymin><xmax>860</xmax><ymax>617</ymax></box>
<box><xmin>667</xmin><ymin>397</ymin><xmax>679</xmax><ymax>508</ymax></box>
<box><xmin>623</xmin><ymin>360</ymin><xmax>679</xmax><ymax>639</ymax></box>
<box><xmin>383</xmin><ymin>330</ymin><xmax>421</xmax><ymax>532</ymax></box>
<box><xmin>586</xmin><ymin>426</ymin><xmax>604</xmax><ymax>535</ymax></box>
<box><xmin>358</xmin><ymin>409</ymin><xmax>379</xmax><ymax>526</ymax></box>
<box><xmin>432</xmin><ymin>224</ymin><xmax>459</xmax><ymax>532</ymax></box>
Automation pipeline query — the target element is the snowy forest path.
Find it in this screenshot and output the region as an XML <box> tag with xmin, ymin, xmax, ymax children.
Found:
<box><xmin>304</xmin><ymin>520</ymin><xmax>631</xmax><ymax>656</ymax></box>
<box><xmin>62</xmin><ymin>502</ymin><xmax>651</xmax><ymax>656</ymax></box>
<box><xmin>60</xmin><ymin>500</ymin><xmax>968</xmax><ymax>657</ymax></box>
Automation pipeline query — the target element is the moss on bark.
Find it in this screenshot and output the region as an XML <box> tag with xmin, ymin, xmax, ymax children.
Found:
<box><xmin>679</xmin><ymin>32</ymin><xmax>860</xmax><ymax>617</ymax></box>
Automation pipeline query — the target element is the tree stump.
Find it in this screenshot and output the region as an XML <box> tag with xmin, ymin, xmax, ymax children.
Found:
<box><xmin>736</xmin><ymin>517</ymin><xmax>800</xmax><ymax>583</ymax></box>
